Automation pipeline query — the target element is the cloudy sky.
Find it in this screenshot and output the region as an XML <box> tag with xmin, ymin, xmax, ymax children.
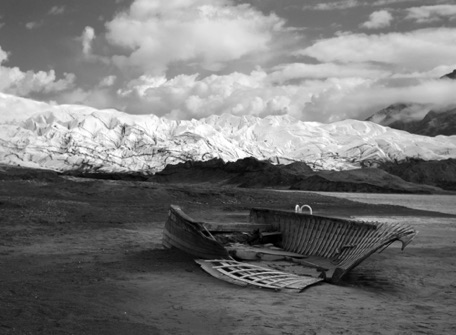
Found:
<box><xmin>1</xmin><ymin>0</ymin><xmax>456</xmax><ymax>122</ymax></box>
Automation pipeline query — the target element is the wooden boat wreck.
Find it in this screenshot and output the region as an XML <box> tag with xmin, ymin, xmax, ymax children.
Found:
<box><xmin>162</xmin><ymin>204</ymin><xmax>418</xmax><ymax>291</ymax></box>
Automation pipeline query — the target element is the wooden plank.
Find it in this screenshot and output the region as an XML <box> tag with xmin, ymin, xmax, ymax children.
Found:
<box><xmin>162</xmin><ymin>229</ymin><xmax>229</xmax><ymax>259</ymax></box>
<box><xmin>195</xmin><ymin>260</ymin><xmax>249</xmax><ymax>287</ymax></box>
<box><xmin>216</xmin><ymin>267</ymin><xmax>282</xmax><ymax>290</ymax></box>
<box><xmin>196</xmin><ymin>259</ymin><xmax>323</xmax><ymax>291</ymax></box>
<box><xmin>204</xmin><ymin>222</ymin><xmax>273</xmax><ymax>233</ymax></box>
<box><xmin>226</xmin><ymin>245</ymin><xmax>307</xmax><ymax>259</ymax></box>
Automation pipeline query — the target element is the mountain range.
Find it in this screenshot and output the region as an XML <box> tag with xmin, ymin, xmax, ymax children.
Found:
<box><xmin>1</xmin><ymin>76</ymin><xmax>456</xmax><ymax>194</ymax></box>
<box><xmin>1</xmin><ymin>92</ymin><xmax>456</xmax><ymax>174</ymax></box>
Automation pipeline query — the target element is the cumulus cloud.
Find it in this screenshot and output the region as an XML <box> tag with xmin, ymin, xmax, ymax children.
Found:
<box><xmin>305</xmin><ymin>0</ymin><xmax>362</xmax><ymax>11</ymax></box>
<box><xmin>405</xmin><ymin>5</ymin><xmax>456</xmax><ymax>23</ymax></box>
<box><xmin>105</xmin><ymin>0</ymin><xmax>288</xmax><ymax>74</ymax></box>
<box><xmin>116</xmin><ymin>71</ymin><xmax>318</xmax><ymax>119</ymax></box>
<box><xmin>0</xmin><ymin>46</ymin><xmax>8</xmax><ymax>63</ymax></box>
<box><xmin>80</xmin><ymin>26</ymin><xmax>95</xmax><ymax>57</ymax></box>
<box><xmin>25</xmin><ymin>21</ymin><xmax>43</xmax><ymax>30</ymax></box>
<box><xmin>360</xmin><ymin>10</ymin><xmax>393</xmax><ymax>29</ymax></box>
<box><xmin>0</xmin><ymin>68</ymin><xmax>75</xmax><ymax>96</ymax></box>
<box><xmin>269</xmin><ymin>63</ymin><xmax>390</xmax><ymax>83</ymax></box>
<box><xmin>116</xmin><ymin>69</ymin><xmax>417</xmax><ymax>122</ymax></box>
<box><xmin>57</xmin><ymin>87</ymin><xmax>115</xmax><ymax>109</ymax></box>
<box><xmin>299</xmin><ymin>28</ymin><xmax>456</xmax><ymax>71</ymax></box>
<box><xmin>0</xmin><ymin>45</ymin><xmax>75</xmax><ymax>96</ymax></box>
<box><xmin>303</xmin><ymin>0</ymin><xmax>420</xmax><ymax>10</ymax></box>
<box><xmin>56</xmin><ymin>64</ymin><xmax>456</xmax><ymax>124</ymax></box>
<box><xmin>7</xmin><ymin>0</ymin><xmax>454</xmax><ymax>125</ymax></box>
<box><xmin>93</xmin><ymin>15</ymin><xmax>456</xmax><ymax>123</ymax></box>
<box><xmin>370</xmin><ymin>0</ymin><xmax>422</xmax><ymax>5</ymax></box>
<box><xmin>98</xmin><ymin>75</ymin><xmax>117</xmax><ymax>88</ymax></box>
<box><xmin>48</xmin><ymin>6</ymin><xmax>65</xmax><ymax>15</ymax></box>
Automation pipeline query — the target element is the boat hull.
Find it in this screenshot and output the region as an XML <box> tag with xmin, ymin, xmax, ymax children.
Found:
<box><xmin>162</xmin><ymin>205</ymin><xmax>230</xmax><ymax>259</ymax></box>
<box><xmin>162</xmin><ymin>205</ymin><xmax>417</xmax><ymax>284</ymax></box>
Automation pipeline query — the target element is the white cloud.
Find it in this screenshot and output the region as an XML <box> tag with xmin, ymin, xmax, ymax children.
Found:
<box><xmin>111</xmin><ymin>46</ymin><xmax>456</xmax><ymax>122</ymax></box>
<box><xmin>0</xmin><ymin>45</ymin><xmax>75</xmax><ymax>96</ymax></box>
<box><xmin>0</xmin><ymin>46</ymin><xmax>8</xmax><ymax>63</ymax></box>
<box><xmin>299</xmin><ymin>28</ymin><xmax>456</xmax><ymax>71</ymax></box>
<box><xmin>304</xmin><ymin>78</ymin><xmax>456</xmax><ymax>122</ymax></box>
<box><xmin>63</xmin><ymin>64</ymin><xmax>456</xmax><ymax>123</ymax></box>
<box><xmin>25</xmin><ymin>21</ymin><xmax>43</xmax><ymax>30</ymax></box>
<box><xmin>116</xmin><ymin>70</ymin><xmax>404</xmax><ymax>121</ymax></box>
<box><xmin>303</xmin><ymin>0</ymin><xmax>360</xmax><ymax>10</ymax></box>
<box><xmin>48</xmin><ymin>6</ymin><xmax>65</xmax><ymax>15</ymax></box>
<box><xmin>80</xmin><ymin>26</ymin><xmax>95</xmax><ymax>57</ymax></box>
<box><xmin>371</xmin><ymin>0</ymin><xmax>421</xmax><ymax>6</ymax></box>
<box><xmin>405</xmin><ymin>5</ymin><xmax>456</xmax><ymax>23</ymax></box>
<box><xmin>117</xmin><ymin>71</ymin><xmax>316</xmax><ymax>119</ymax></box>
<box><xmin>8</xmin><ymin>0</ymin><xmax>455</xmax><ymax>124</ymax></box>
<box><xmin>269</xmin><ymin>63</ymin><xmax>389</xmax><ymax>83</ymax></box>
<box><xmin>303</xmin><ymin>0</ymin><xmax>421</xmax><ymax>10</ymax></box>
<box><xmin>57</xmin><ymin>87</ymin><xmax>115</xmax><ymax>109</ymax></box>
<box><xmin>0</xmin><ymin>68</ymin><xmax>75</xmax><ymax>96</ymax></box>
<box><xmin>360</xmin><ymin>10</ymin><xmax>393</xmax><ymax>29</ymax></box>
<box><xmin>98</xmin><ymin>75</ymin><xmax>117</xmax><ymax>87</ymax></box>
<box><xmin>388</xmin><ymin>65</ymin><xmax>456</xmax><ymax>79</ymax></box>
<box><xmin>105</xmin><ymin>0</ymin><xmax>288</xmax><ymax>74</ymax></box>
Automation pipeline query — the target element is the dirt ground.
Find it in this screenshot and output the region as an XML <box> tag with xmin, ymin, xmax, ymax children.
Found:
<box><xmin>1</xmin><ymin>171</ymin><xmax>455</xmax><ymax>335</ymax></box>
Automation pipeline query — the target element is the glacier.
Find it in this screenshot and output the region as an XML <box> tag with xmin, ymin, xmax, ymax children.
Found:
<box><xmin>1</xmin><ymin>92</ymin><xmax>456</xmax><ymax>173</ymax></box>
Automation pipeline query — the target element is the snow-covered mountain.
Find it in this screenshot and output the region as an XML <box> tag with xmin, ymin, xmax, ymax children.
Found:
<box><xmin>1</xmin><ymin>93</ymin><xmax>456</xmax><ymax>173</ymax></box>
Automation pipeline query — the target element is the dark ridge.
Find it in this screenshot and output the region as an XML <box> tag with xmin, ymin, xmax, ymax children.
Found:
<box><xmin>2</xmin><ymin>156</ymin><xmax>454</xmax><ymax>194</ymax></box>
<box><xmin>151</xmin><ymin>157</ymin><xmax>312</xmax><ymax>188</ymax></box>
<box><xmin>0</xmin><ymin>165</ymin><xmax>63</xmax><ymax>182</ymax></box>
<box><xmin>290</xmin><ymin>170</ymin><xmax>432</xmax><ymax>194</ymax></box>
<box><xmin>150</xmin><ymin>157</ymin><xmax>450</xmax><ymax>194</ymax></box>
<box><xmin>379</xmin><ymin>158</ymin><xmax>456</xmax><ymax>191</ymax></box>
<box><xmin>63</xmin><ymin>170</ymin><xmax>150</xmax><ymax>182</ymax></box>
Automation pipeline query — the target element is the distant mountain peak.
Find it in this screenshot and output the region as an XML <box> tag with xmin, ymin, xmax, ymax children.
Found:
<box><xmin>366</xmin><ymin>103</ymin><xmax>456</xmax><ymax>137</ymax></box>
<box><xmin>365</xmin><ymin>103</ymin><xmax>430</xmax><ymax>126</ymax></box>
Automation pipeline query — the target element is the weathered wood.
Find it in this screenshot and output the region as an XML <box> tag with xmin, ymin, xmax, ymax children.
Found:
<box><xmin>249</xmin><ymin>208</ymin><xmax>417</xmax><ymax>283</ymax></box>
<box><xmin>162</xmin><ymin>205</ymin><xmax>230</xmax><ymax>259</ymax></box>
<box><xmin>204</xmin><ymin>222</ymin><xmax>273</xmax><ymax>233</ymax></box>
<box><xmin>164</xmin><ymin>205</ymin><xmax>417</xmax><ymax>286</ymax></box>
<box><xmin>259</xmin><ymin>231</ymin><xmax>282</xmax><ymax>244</ymax></box>
<box><xmin>227</xmin><ymin>244</ymin><xmax>307</xmax><ymax>261</ymax></box>
<box><xmin>196</xmin><ymin>259</ymin><xmax>323</xmax><ymax>291</ymax></box>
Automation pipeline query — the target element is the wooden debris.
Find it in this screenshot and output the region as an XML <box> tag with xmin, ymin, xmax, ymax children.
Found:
<box><xmin>196</xmin><ymin>259</ymin><xmax>323</xmax><ymax>292</ymax></box>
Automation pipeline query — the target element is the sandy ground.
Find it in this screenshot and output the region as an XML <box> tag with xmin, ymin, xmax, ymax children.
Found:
<box><xmin>1</xmin><ymin>173</ymin><xmax>456</xmax><ymax>335</ymax></box>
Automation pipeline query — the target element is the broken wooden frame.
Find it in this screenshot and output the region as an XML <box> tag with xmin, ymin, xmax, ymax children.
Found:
<box><xmin>196</xmin><ymin>259</ymin><xmax>323</xmax><ymax>292</ymax></box>
<box><xmin>163</xmin><ymin>205</ymin><xmax>418</xmax><ymax>289</ymax></box>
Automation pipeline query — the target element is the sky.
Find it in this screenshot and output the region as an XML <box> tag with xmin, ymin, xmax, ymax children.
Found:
<box><xmin>1</xmin><ymin>0</ymin><xmax>456</xmax><ymax>122</ymax></box>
